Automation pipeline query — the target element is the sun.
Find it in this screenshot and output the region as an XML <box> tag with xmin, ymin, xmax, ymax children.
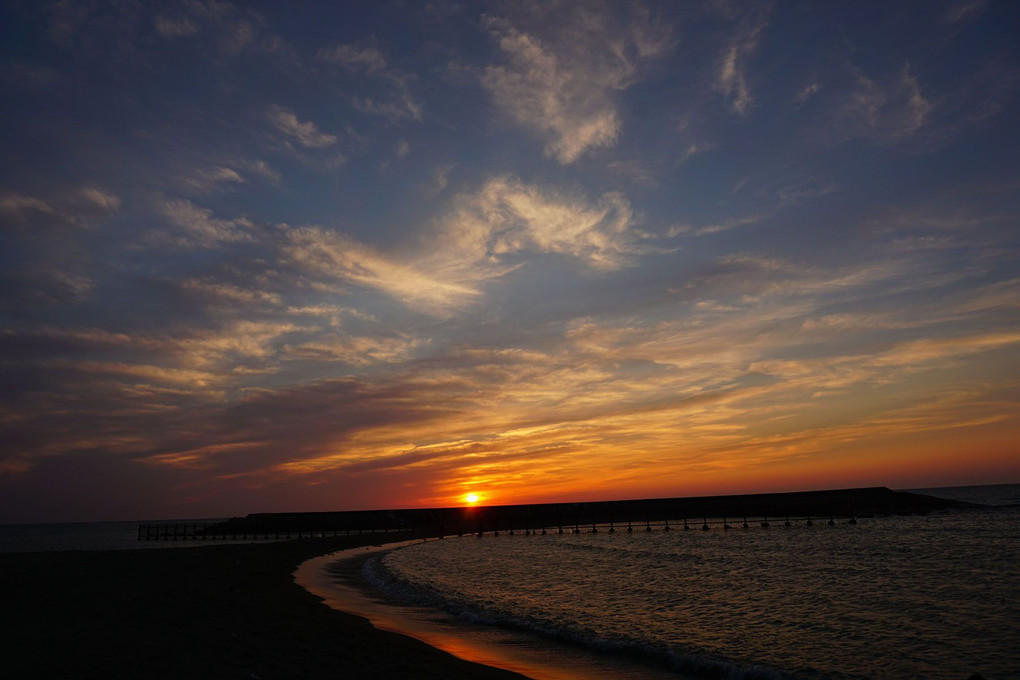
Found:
<box><xmin>464</xmin><ymin>493</ymin><xmax>480</xmax><ymax>504</ymax></box>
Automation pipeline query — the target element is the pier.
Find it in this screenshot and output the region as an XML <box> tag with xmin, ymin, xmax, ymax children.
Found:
<box><xmin>137</xmin><ymin>487</ymin><xmax>974</xmax><ymax>542</ymax></box>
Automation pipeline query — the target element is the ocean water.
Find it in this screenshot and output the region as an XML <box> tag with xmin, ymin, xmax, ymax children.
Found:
<box><xmin>355</xmin><ymin>485</ymin><xmax>1019</xmax><ymax>680</ymax></box>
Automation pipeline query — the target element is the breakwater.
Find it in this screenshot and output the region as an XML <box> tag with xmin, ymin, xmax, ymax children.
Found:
<box><xmin>138</xmin><ymin>486</ymin><xmax>975</xmax><ymax>541</ymax></box>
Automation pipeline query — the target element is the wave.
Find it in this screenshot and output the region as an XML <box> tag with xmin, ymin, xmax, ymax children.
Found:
<box><xmin>363</xmin><ymin>552</ymin><xmax>796</xmax><ymax>680</ymax></box>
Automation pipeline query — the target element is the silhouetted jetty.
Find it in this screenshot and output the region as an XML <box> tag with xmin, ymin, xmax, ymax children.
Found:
<box><xmin>138</xmin><ymin>487</ymin><xmax>976</xmax><ymax>541</ymax></box>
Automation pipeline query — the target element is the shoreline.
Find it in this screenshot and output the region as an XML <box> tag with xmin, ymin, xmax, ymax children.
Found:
<box><xmin>1</xmin><ymin>487</ymin><xmax>1000</xmax><ymax>678</ymax></box>
<box><xmin>0</xmin><ymin>534</ymin><xmax>529</xmax><ymax>679</ymax></box>
<box><xmin>297</xmin><ymin>538</ymin><xmax>685</xmax><ymax>680</ymax></box>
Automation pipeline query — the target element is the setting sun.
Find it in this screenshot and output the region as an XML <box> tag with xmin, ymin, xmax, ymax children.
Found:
<box><xmin>464</xmin><ymin>493</ymin><xmax>480</xmax><ymax>504</ymax></box>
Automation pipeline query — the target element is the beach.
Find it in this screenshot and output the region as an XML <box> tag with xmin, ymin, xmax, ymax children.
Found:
<box><xmin>0</xmin><ymin>535</ymin><xmax>528</xmax><ymax>679</ymax></box>
<box><xmin>2</xmin><ymin>486</ymin><xmax>1014</xmax><ymax>679</ymax></box>
<box><xmin>300</xmin><ymin>486</ymin><xmax>1018</xmax><ymax>680</ymax></box>
<box><xmin>298</xmin><ymin>543</ymin><xmax>684</xmax><ymax>680</ymax></box>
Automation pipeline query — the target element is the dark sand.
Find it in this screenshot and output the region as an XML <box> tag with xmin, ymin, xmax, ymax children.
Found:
<box><xmin>0</xmin><ymin>534</ymin><xmax>529</xmax><ymax>679</ymax></box>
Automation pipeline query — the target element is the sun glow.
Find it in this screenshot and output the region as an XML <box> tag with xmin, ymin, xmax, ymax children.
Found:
<box><xmin>464</xmin><ymin>493</ymin><xmax>480</xmax><ymax>504</ymax></box>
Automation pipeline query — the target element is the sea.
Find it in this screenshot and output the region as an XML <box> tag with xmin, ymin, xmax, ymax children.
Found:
<box><xmin>301</xmin><ymin>485</ymin><xmax>1020</xmax><ymax>680</ymax></box>
<box><xmin>3</xmin><ymin>486</ymin><xmax>1018</xmax><ymax>679</ymax></box>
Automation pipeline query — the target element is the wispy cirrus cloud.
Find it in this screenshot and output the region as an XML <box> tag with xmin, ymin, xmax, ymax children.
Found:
<box><xmin>180</xmin><ymin>166</ymin><xmax>245</xmax><ymax>193</ymax></box>
<box><xmin>153</xmin><ymin>0</ymin><xmax>285</xmax><ymax>56</ymax></box>
<box><xmin>43</xmin><ymin>359</ymin><xmax>223</xmax><ymax>388</ymax></box>
<box><xmin>942</xmin><ymin>0</ymin><xmax>989</xmax><ymax>24</ymax></box>
<box><xmin>836</xmin><ymin>65</ymin><xmax>933</xmax><ymax>143</ymax></box>
<box><xmin>481</xmin><ymin>4</ymin><xmax>672</xmax><ymax>163</ymax></box>
<box><xmin>0</xmin><ymin>194</ymin><xmax>58</xmax><ymax>224</ymax></box>
<box><xmin>177</xmin><ymin>158</ymin><xmax>282</xmax><ymax>194</ymax></box>
<box><xmin>266</xmin><ymin>105</ymin><xmax>338</xmax><ymax>148</ymax></box>
<box><xmin>154</xmin><ymin>15</ymin><xmax>199</xmax><ymax>38</ymax></box>
<box><xmin>318</xmin><ymin>44</ymin><xmax>388</xmax><ymax>73</ymax></box>
<box><xmin>159</xmin><ymin>199</ymin><xmax>255</xmax><ymax>246</ymax></box>
<box><xmin>3</xmin><ymin>243</ymin><xmax>1016</xmax><ymax>509</ymax></box>
<box><xmin>317</xmin><ymin>43</ymin><xmax>422</xmax><ymax>122</ymax></box>
<box><xmin>1</xmin><ymin>319</ymin><xmax>305</xmax><ymax>375</ymax></box>
<box><xmin>714</xmin><ymin>8</ymin><xmax>769</xmax><ymax>115</ymax></box>
<box><xmin>665</xmin><ymin>213</ymin><xmax>766</xmax><ymax>237</ymax></box>
<box><xmin>438</xmin><ymin>176</ymin><xmax>642</xmax><ymax>270</ymax></box>
<box><xmin>283</xmin><ymin>226</ymin><xmax>483</xmax><ymax>314</ymax></box>
<box><xmin>0</xmin><ymin>187</ymin><xmax>120</xmax><ymax>228</ymax></box>
<box><xmin>0</xmin><ymin>186</ymin><xmax>121</xmax><ymax>307</ymax></box>
<box><xmin>178</xmin><ymin>278</ymin><xmax>283</xmax><ymax>308</ymax></box>
<box><xmin>281</xmin><ymin>333</ymin><xmax>424</xmax><ymax>366</ymax></box>
<box><xmin>283</xmin><ymin>176</ymin><xmax>646</xmax><ymax>314</ymax></box>
<box><xmin>173</xmin><ymin>299</ymin><xmax>1018</xmax><ymax>502</ymax></box>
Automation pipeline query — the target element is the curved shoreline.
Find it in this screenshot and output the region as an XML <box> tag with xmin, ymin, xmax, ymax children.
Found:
<box><xmin>297</xmin><ymin>537</ymin><xmax>686</xmax><ymax>680</ymax></box>
<box><xmin>0</xmin><ymin>535</ymin><xmax>529</xmax><ymax>679</ymax></box>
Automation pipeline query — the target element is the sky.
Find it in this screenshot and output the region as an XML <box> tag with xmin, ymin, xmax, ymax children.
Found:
<box><xmin>1</xmin><ymin>0</ymin><xmax>1018</xmax><ymax>524</ymax></box>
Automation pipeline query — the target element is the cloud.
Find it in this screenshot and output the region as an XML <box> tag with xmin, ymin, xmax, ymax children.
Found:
<box><xmin>159</xmin><ymin>199</ymin><xmax>255</xmax><ymax>246</ymax></box>
<box><xmin>241</xmin><ymin>159</ymin><xmax>282</xmax><ymax>183</ymax></box>
<box><xmin>317</xmin><ymin>44</ymin><xmax>387</xmax><ymax>73</ymax></box>
<box><xmin>282</xmin><ymin>177</ymin><xmax>645</xmax><ymax>314</ymax></box>
<box><xmin>0</xmin><ymin>194</ymin><xmax>56</xmax><ymax>225</ymax></box>
<box><xmin>281</xmin><ymin>333</ymin><xmax>424</xmax><ymax>366</ymax></box>
<box><xmin>4</xmin><ymin>0</ymin><xmax>1018</xmax><ymax>523</ymax></box>
<box><xmin>868</xmin><ymin>332</ymin><xmax>1020</xmax><ymax>368</ymax></box>
<box><xmin>927</xmin><ymin>57</ymin><xmax>1020</xmax><ymax>140</ymax></box>
<box><xmin>317</xmin><ymin>43</ymin><xmax>422</xmax><ymax>121</ymax></box>
<box><xmin>181</xmin><ymin>165</ymin><xmax>245</xmax><ymax>193</ymax></box>
<box><xmin>354</xmin><ymin>96</ymin><xmax>421</xmax><ymax>122</ymax></box>
<box><xmin>76</xmin><ymin>187</ymin><xmax>121</xmax><ymax>212</ymax></box>
<box><xmin>266</xmin><ymin>105</ymin><xmax>337</xmax><ymax>148</ymax></box>
<box><xmin>942</xmin><ymin>0</ymin><xmax>989</xmax><ymax>24</ymax></box>
<box><xmin>481</xmin><ymin>5</ymin><xmax>672</xmax><ymax>163</ymax></box>
<box><xmin>3</xmin><ymin>228</ymin><xmax>1015</xmax><ymax>512</ymax></box>
<box><xmin>219</xmin><ymin>19</ymin><xmax>257</xmax><ymax>54</ymax></box>
<box><xmin>178</xmin><ymin>279</ymin><xmax>282</xmax><ymax>307</ymax></box>
<box><xmin>44</xmin><ymin>359</ymin><xmax>222</xmax><ymax>388</ymax></box>
<box><xmin>0</xmin><ymin>186</ymin><xmax>121</xmax><ymax>228</ymax></box>
<box><xmin>158</xmin><ymin>153</ymin><xmax>280</xmax><ymax>196</ymax></box>
<box><xmin>284</xmin><ymin>226</ymin><xmax>483</xmax><ymax>313</ymax></box>
<box><xmin>155</xmin><ymin>0</ymin><xmax>284</xmax><ymax>56</ymax></box>
<box><xmin>796</xmin><ymin>82</ymin><xmax>821</xmax><ymax>105</ymax></box>
<box><xmin>0</xmin><ymin>62</ymin><xmax>62</xmax><ymax>92</ymax></box>
<box><xmin>1</xmin><ymin>318</ymin><xmax>313</xmax><ymax>383</ymax></box>
<box><xmin>0</xmin><ymin>268</ymin><xmax>94</xmax><ymax>306</ymax></box>
<box><xmin>865</xmin><ymin>204</ymin><xmax>1004</xmax><ymax>232</ymax></box>
<box><xmin>714</xmin><ymin>10</ymin><xmax>769</xmax><ymax>115</ymax></box>
<box><xmin>154</xmin><ymin>15</ymin><xmax>199</xmax><ymax>38</ymax></box>
<box><xmin>666</xmin><ymin>213</ymin><xmax>765</xmax><ymax>237</ymax></box>
<box><xmin>440</xmin><ymin>177</ymin><xmax>642</xmax><ymax>269</ymax></box>
<box><xmin>225</xmin><ymin>306</ymin><xmax>1017</xmax><ymax>494</ymax></box>
<box><xmin>10</xmin><ymin>293</ymin><xmax>1014</xmax><ymax>494</ymax></box>
<box><xmin>833</xmin><ymin>64</ymin><xmax>933</xmax><ymax>144</ymax></box>
<box><xmin>171</xmin><ymin>320</ymin><xmax>307</xmax><ymax>370</ymax></box>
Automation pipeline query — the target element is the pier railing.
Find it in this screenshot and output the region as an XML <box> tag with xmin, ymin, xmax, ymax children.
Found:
<box><xmin>138</xmin><ymin>487</ymin><xmax>974</xmax><ymax>542</ymax></box>
<box><xmin>136</xmin><ymin>520</ymin><xmax>407</xmax><ymax>542</ymax></box>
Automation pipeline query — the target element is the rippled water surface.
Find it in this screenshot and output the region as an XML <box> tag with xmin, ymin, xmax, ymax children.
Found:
<box><xmin>374</xmin><ymin>487</ymin><xmax>1019</xmax><ymax>679</ymax></box>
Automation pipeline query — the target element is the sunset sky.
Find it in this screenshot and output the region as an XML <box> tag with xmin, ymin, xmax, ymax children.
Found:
<box><xmin>2</xmin><ymin>1</ymin><xmax>1018</xmax><ymax>523</ymax></box>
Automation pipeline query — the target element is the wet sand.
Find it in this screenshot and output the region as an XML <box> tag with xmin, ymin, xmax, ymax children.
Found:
<box><xmin>0</xmin><ymin>534</ymin><xmax>528</xmax><ymax>679</ymax></box>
